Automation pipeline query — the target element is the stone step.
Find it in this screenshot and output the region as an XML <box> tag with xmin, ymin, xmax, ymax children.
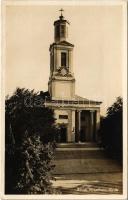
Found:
<box><xmin>56</xmin><ymin>142</ymin><xmax>98</xmax><ymax>148</ymax></box>
<box><xmin>52</xmin><ymin>144</ymin><xmax>122</xmax><ymax>175</ymax></box>
<box><xmin>53</xmin><ymin>158</ymin><xmax>122</xmax><ymax>175</ymax></box>
<box><xmin>54</xmin><ymin>149</ymin><xmax>106</xmax><ymax>159</ymax></box>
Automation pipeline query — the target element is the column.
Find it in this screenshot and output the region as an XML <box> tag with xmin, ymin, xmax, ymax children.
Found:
<box><xmin>71</xmin><ymin>110</ymin><xmax>75</xmax><ymax>142</ymax></box>
<box><xmin>67</xmin><ymin>110</ymin><xmax>72</xmax><ymax>142</ymax></box>
<box><xmin>96</xmin><ymin>109</ymin><xmax>100</xmax><ymax>141</ymax></box>
<box><xmin>90</xmin><ymin>110</ymin><xmax>94</xmax><ymax>141</ymax></box>
<box><xmin>78</xmin><ymin>111</ymin><xmax>81</xmax><ymax>137</ymax></box>
<box><xmin>76</xmin><ymin>110</ymin><xmax>81</xmax><ymax>142</ymax></box>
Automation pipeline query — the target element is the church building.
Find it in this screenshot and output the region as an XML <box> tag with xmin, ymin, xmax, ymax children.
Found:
<box><xmin>45</xmin><ymin>10</ymin><xmax>102</xmax><ymax>143</ymax></box>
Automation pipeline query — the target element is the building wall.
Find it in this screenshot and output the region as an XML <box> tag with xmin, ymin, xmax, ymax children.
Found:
<box><xmin>51</xmin><ymin>80</ymin><xmax>75</xmax><ymax>100</ymax></box>
<box><xmin>54</xmin><ymin>109</ymin><xmax>69</xmax><ymax>124</ymax></box>
<box><xmin>54</xmin><ymin>109</ymin><xmax>75</xmax><ymax>142</ymax></box>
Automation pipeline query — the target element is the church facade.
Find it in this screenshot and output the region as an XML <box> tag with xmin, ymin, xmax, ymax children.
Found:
<box><xmin>45</xmin><ymin>11</ymin><xmax>102</xmax><ymax>143</ymax></box>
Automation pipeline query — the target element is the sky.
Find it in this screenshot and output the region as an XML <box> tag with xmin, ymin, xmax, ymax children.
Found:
<box><xmin>5</xmin><ymin>3</ymin><xmax>124</xmax><ymax>116</ymax></box>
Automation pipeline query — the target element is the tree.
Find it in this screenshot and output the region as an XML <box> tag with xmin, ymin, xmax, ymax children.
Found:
<box><xmin>5</xmin><ymin>88</ymin><xmax>56</xmax><ymax>143</ymax></box>
<box><xmin>15</xmin><ymin>132</ymin><xmax>56</xmax><ymax>194</ymax></box>
<box><xmin>99</xmin><ymin>97</ymin><xmax>123</xmax><ymax>162</ymax></box>
<box><xmin>5</xmin><ymin>88</ymin><xmax>57</xmax><ymax>194</ymax></box>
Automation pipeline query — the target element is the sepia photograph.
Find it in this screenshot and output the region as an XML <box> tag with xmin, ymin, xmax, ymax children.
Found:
<box><xmin>1</xmin><ymin>0</ymin><xmax>127</xmax><ymax>199</ymax></box>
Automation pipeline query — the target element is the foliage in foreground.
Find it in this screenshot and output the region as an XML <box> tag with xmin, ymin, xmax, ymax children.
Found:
<box><xmin>98</xmin><ymin>97</ymin><xmax>123</xmax><ymax>162</ymax></box>
<box><xmin>16</xmin><ymin>133</ymin><xmax>56</xmax><ymax>194</ymax></box>
<box><xmin>5</xmin><ymin>88</ymin><xmax>57</xmax><ymax>194</ymax></box>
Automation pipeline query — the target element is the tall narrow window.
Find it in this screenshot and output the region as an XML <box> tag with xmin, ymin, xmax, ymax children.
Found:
<box><xmin>61</xmin><ymin>52</ymin><xmax>66</xmax><ymax>66</ymax></box>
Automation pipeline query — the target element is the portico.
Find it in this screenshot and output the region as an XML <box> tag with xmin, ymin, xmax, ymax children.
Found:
<box><xmin>45</xmin><ymin>98</ymin><xmax>101</xmax><ymax>143</ymax></box>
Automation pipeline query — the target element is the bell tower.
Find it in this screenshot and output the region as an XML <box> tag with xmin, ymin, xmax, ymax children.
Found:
<box><xmin>48</xmin><ymin>9</ymin><xmax>75</xmax><ymax>100</ymax></box>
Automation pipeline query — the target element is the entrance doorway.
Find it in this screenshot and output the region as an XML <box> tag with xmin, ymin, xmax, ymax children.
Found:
<box><xmin>80</xmin><ymin>127</ymin><xmax>86</xmax><ymax>142</ymax></box>
<box><xmin>60</xmin><ymin>126</ymin><xmax>67</xmax><ymax>143</ymax></box>
<box><xmin>56</xmin><ymin>124</ymin><xmax>67</xmax><ymax>143</ymax></box>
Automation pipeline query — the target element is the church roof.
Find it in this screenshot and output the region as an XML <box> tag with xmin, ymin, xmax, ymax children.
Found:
<box><xmin>75</xmin><ymin>95</ymin><xmax>89</xmax><ymax>101</ymax></box>
<box><xmin>75</xmin><ymin>95</ymin><xmax>102</xmax><ymax>104</ymax></box>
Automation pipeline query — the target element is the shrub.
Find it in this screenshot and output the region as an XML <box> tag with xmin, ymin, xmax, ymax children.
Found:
<box><xmin>98</xmin><ymin>97</ymin><xmax>123</xmax><ymax>162</ymax></box>
<box><xmin>15</xmin><ymin>133</ymin><xmax>56</xmax><ymax>194</ymax></box>
<box><xmin>5</xmin><ymin>88</ymin><xmax>57</xmax><ymax>194</ymax></box>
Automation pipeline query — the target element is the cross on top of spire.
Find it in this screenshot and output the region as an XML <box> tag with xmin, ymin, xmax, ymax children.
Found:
<box><xmin>59</xmin><ymin>8</ymin><xmax>64</xmax><ymax>17</ymax></box>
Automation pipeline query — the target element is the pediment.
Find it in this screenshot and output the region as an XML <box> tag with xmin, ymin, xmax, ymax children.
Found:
<box><xmin>57</xmin><ymin>41</ymin><xmax>74</xmax><ymax>47</ymax></box>
<box><xmin>50</xmin><ymin>41</ymin><xmax>74</xmax><ymax>50</ymax></box>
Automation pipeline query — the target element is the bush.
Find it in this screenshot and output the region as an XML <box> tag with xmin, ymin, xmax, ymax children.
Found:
<box><xmin>5</xmin><ymin>88</ymin><xmax>57</xmax><ymax>194</ymax></box>
<box><xmin>15</xmin><ymin>133</ymin><xmax>56</xmax><ymax>194</ymax></box>
<box><xmin>98</xmin><ymin>97</ymin><xmax>123</xmax><ymax>162</ymax></box>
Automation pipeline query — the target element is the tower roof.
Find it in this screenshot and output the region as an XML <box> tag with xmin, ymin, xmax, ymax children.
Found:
<box><xmin>54</xmin><ymin>8</ymin><xmax>70</xmax><ymax>26</ymax></box>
